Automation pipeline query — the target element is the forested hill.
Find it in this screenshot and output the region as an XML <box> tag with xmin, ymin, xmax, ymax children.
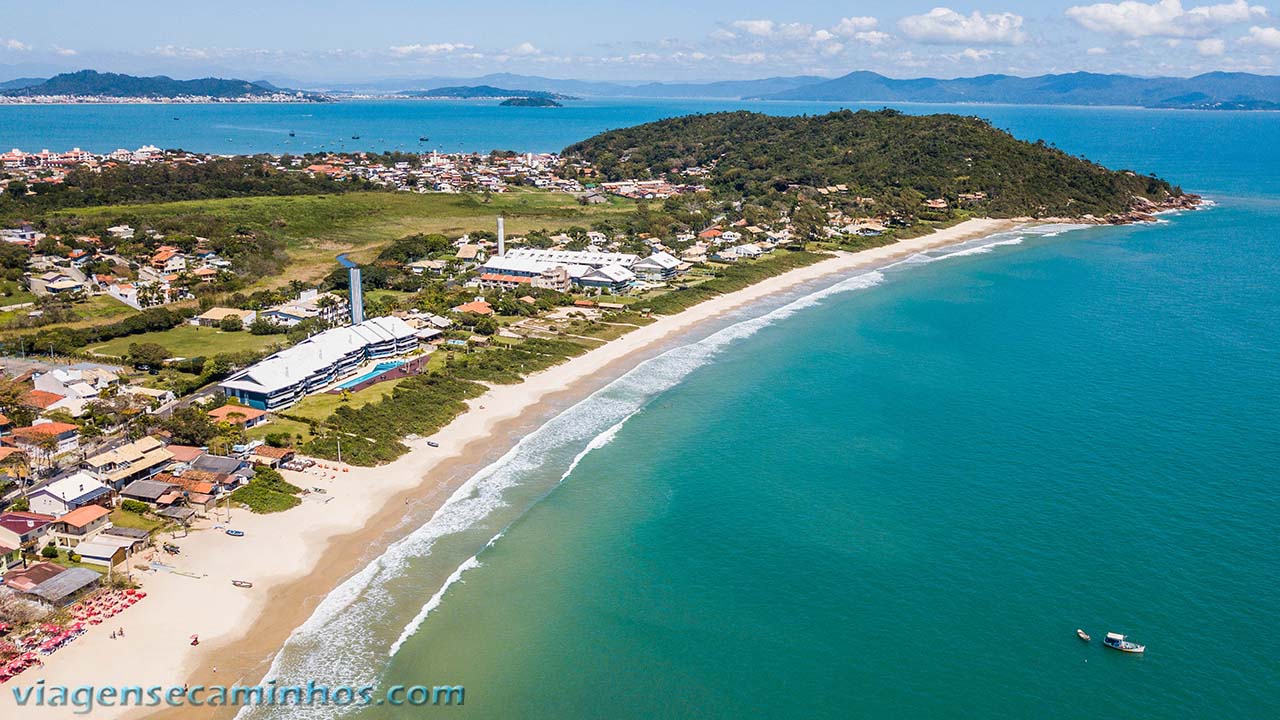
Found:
<box><xmin>1</xmin><ymin>70</ymin><xmax>315</xmax><ymax>99</ymax></box>
<box><xmin>564</xmin><ymin>109</ymin><xmax>1183</xmax><ymax>218</ymax></box>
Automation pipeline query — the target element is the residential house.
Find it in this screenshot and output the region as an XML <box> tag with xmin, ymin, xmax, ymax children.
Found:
<box><xmin>119</xmin><ymin>478</ymin><xmax>179</xmax><ymax>507</ymax></box>
<box><xmin>10</xmin><ymin>421</ymin><xmax>80</xmax><ymax>458</ymax></box>
<box><xmin>261</xmin><ymin>290</ymin><xmax>349</xmax><ymax>327</ymax></box>
<box><xmin>2</xmin><ymin>561</ymin><xmax>65</xmax><ymax>593</ymax></box>
<box><xmin>82</xmin><ymin>435</ymin><xmax>175</xmax><ymax>491</ymax></box>
<box><xmin>194</xmin><ymin>307</ymin><xmax>256</xmax><ymax>328</ymax></box>
<box><xmin>0</xmin><ymin>511</ymin><xmax>55</xmax><ymax>568</ymax></box>
<box><xmin>49</xmin><ymin>504</ymin><xmax>111</xmax><ymax>549</ymax></box>
<box><xmin>26</xmin><ymin>471</ymin><xmax>110</xmax><ymax>517</ymax></box>
<box><xmin>249</xmin><ymin>445</ymin><xmax>294</xmax><ymax>468</ymax></box>
<box><xmin>207</xmin><ymin>404</ymin><xmax>269</xmax><ymax>428</ymax></box>
<box><xmin>149</xmin><ymin>246</ymin><xmax>187</xmax><ymax>273</ymax></box>
<box><xmin>451</xmin><ymin>300</ymin><xmax>495</xmax><ymax>316</ymax></box>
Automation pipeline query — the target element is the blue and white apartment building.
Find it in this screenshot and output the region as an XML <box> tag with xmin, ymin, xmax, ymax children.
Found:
<box><xmin>220</xmin><ymin>316</ymin><xmax>418</xmax><ymax>410</ymax></box>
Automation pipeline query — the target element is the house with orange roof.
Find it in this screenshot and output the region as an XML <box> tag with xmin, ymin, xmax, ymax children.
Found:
<box><xmin>20</xmin><ymin>388</ymin><xmax>67</xmax><ymax>411</ymax></box>
<box><xmin>207</xmin><ymin>404</ymin><xmax>269</xmax><ymax>428</ymax></box>
<box><xmin>49</xmin><ymin>505</ymin><xmax>111</xmax><ymax>549</ymax></box>
<box><xmin>10</xmin><ymin>420</ymin><xmax>80</xmax><ymax>456</ymax></box>
<box><xmin>451</xmin><ymin>300</ymin><xmax>495</xmax><ymax>316</ymax></box>
<box><xmin>150</xmin><ymin>246</ymin><xmax>186</xmax><ymax>273</ymax></box>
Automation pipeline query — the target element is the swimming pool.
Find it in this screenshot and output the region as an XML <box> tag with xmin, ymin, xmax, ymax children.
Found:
<box><xmin>335</xmin><ymin>361</ymin><xmax>404</xmax><ymax>390</ymax></box>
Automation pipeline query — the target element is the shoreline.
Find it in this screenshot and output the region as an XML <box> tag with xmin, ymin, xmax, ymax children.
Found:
<box><xmin>2</xmin><ymin>218</ymin><xmax>1020</xmax><ymax>719</ymax></box>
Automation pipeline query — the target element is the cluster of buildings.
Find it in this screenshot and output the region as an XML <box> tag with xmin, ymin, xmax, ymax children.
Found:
<box><xmin>220</xmin><ymin>315</ymin><xmax>420</xmax><ymax>410</ymax></box>
<box><xmin>0</xmin><ymin>431</ymin><xmax>288</xmax><ymax>578</ymax></box>
<box><xmin>597</xmin><ymin>179</ymin><xmax>707</xmax><ymax>200</ymax></box>
<box><xmin>5</xmin><ymin>223</ymin><xmax>238</xmax><ymax>313</ymax></box>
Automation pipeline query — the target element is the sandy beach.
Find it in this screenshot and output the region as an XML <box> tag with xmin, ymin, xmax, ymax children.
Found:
<box><xmin>1</xmin><ymin>218</ymin><xmax>1016</xmax><ymax>719</ymax></box>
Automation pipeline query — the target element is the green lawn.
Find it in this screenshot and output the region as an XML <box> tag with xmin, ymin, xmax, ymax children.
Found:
<box><xmin>247</xmin><ymin>416</ymin><xmax>313</xmax><ymax>445</ymax></box>
<box><xmin>285</xmin><ymin>377</ymin><xmax>409</xmax><ymax>422</ymax></box>
<box><xmin>88</xmin><ymin>324</ymin><xmax>286</xmax><ymax>359</ymax></box>
<box><xmin>109</xmin><ymin>507</ymin><xmax>169</xmax><ymax>535</ymax></box>
<box><xmin>55</xmin><ymin>189</ymin><xmax>637</xmax><ymax>287</ymax></box>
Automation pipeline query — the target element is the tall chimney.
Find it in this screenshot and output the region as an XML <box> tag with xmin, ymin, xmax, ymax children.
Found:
<box><xmin>497</xmin><ymin>215</ymin><xmax>506</xmax><ymax>257</ymax></box>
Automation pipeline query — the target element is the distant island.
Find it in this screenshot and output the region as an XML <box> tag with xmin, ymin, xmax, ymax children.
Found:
<box><xmin>751</xmin><ymin>70</ymin><xmax>1280</xmax><ymax>111</ymax></box>
<box><xmin>401</xmin><ymin>85</ymin><xmax>577</xmax><ymax>101</ymax></box>
<box><xmin>565</xmin><ymin>109</ymin><xmax>1197</xmax><ymax>221</ymax></box>
<box><xmin>500</xmin><ymin>97</ymin><xmax>563</xmax><ymax>108</ymax></box>
<box><xmin>0</xmin><ymin>70</ymin><xmax>327</xmax><ymax>103</ymax></box>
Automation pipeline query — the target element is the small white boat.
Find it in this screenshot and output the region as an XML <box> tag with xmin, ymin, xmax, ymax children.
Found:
<box><xmin>1103</xmin><ymin>632</ymin><xmax>1145</xmax><ymax>653</ymax></box>
<box><xmin>1077</xmin><ymin>629</ymin><xmax>1091</xmax><ymax>642</ymax></box>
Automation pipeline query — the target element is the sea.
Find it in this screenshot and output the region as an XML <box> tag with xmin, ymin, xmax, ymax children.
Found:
<box><xmin>5</xmin><ymin>99</ymin><xmax>1278</xmax><ymax>718</ymax></box>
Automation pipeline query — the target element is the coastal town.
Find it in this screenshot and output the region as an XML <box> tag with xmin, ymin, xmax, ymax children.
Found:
<box><xmin>0</xmin><ymin>117</ymin><xmax>1201</xmax><ymax>698</ymax></box>
<box><xmin>0</xmin><ymin>138</ymin><xmax>910</xmax><ymax>687</ymax></box>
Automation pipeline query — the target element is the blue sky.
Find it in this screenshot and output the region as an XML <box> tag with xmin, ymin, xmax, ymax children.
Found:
<box><xmin>3</xmin><ymin>1</ymin><xmax>1280</xmax><ymax>83</ymax></box>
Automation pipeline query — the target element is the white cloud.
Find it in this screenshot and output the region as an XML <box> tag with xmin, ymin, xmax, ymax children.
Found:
<box><xmin>388</xmin><ymin>43</ymin><xmax>474</xmax><ymax>57</ymax></box>
<box><xmin>1196</xmin><ymin>37</ymin><xmax>1227</xmax><ymax>53</ymax></box>
<box><xmin>731</xmin><ymin>20</ymin><xmax>778</xmax><ymax>37</ymax></box>
<box><xmin>831</xmin><ymin>16</ymin><xmax>880</xmax><ymax>37</ymax></box>
<box><xmin>1065</xmin><ymin>0</ymin><xmax>1267</xmax><ymax>39</ymax></box>
<box><xmin>506</xmin><ymin>42</ymin><xmax>541</xmax><ymax>56</ymax></box>
<box><xmin>709</xmin><ymin>28</ymin><xmax>736</xmax><ymax>41</ymax></box>
<box><xmin>726</xmin><ymin>52</ymin><xmax>767</xmax><ymax>64</ymax></box>
<box><xmin>898</xmin><ymin>8</ymin><xmax>1027</xmax><ymax>45</ymax></box>
<box><xmin>948</xmin><ymin>48</ymin><xmax>995</xmax><ymax>61</ymax></box>
<box><xmin>1087</xmin><ymin>46</ymin><xmax>1110</xmax><ymax>53</ymax></box>
<box><xmin>1243</xmin><ymin>25</ymin><xmax>1280</xmax><ymax>47</ymax></box>
<box><xmin>3</xmin><ymin>38</ymin><xmax>31</xmax><ymax>51</ymax></box>
<box><xmin>54</xmin><ymin>46</ymin><xmax>77</xmax><ymax>56</ymax></box>
<box><xmin>150</xmin><ymin>45</ymin><xmax>210</xmax><ymax>59</ymax></box>
<box><xmin>855</xmin><ymin>31</ymin><xmax>892</xmax><ymax>45</ymax></box>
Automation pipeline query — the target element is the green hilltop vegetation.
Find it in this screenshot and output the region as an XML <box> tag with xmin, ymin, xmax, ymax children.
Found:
<box><xmin>564</xmin><ymin>109</ymin><xmax>1184</xmax><ymax>217</ymax></box>
<box><xmin>1</xmin><ymin>70</ymin><xmax>317</xmax><ymax>99</ymax></box>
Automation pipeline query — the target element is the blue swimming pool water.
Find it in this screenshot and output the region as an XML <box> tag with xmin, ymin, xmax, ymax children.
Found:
<box><xmin>335</xmin><ymin>361</ymin><xmax>404</xmax><ymax>390</ymax></box>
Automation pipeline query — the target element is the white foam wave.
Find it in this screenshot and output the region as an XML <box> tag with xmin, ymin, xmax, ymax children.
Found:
<box><xmin>937</xmin><ymin>235</ymin><xmax>1025</xmax><ymax>258</ymax></box>
<box><xmin>387</xmin><ymin>555</ymin><xmax>481</xmax><ymax>657</ymax></box>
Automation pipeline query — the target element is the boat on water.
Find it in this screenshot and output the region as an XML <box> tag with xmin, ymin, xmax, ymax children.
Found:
<box><xmin>1103</xmin><ymin>632</ymin><xmax>1145</xmax><ymax>653</ymax></box>
<box><xmin>352</xmin><ymin>134</ymin><xmax>360</xmax><ymax>139</ymax></box>
<box><xmin>288</xmin><ymin>131</ymin><xmax>296</xmax><ymax>137</ymax></box>
<box><xmin>1077</xmin><ymin>629</ymin><xmax>1091</xmax><ymax>642</ymax></box>
<box><xmin>418</xmin><ymin>136</ymin><xmax>429</xmax><ymax>142</ymax></box>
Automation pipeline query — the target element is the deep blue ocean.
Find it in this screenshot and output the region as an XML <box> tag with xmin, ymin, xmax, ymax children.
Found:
<box><xmin>6</xmin><ymin>99</ymin><xmax>1275</xmax><ymax>718</ymax></box>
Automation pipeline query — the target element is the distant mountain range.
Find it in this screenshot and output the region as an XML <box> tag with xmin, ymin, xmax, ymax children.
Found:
<box><xmin>400</xmin><ymin>85</ymin><xmax>577</xmax><ymax>100</ymax></box>
<box><xmin>753</xmin><ymin>71</ymin><xmax>1280</xmax><ymax>110</ymax></box>
<box><xmin>312</xmin><ymin>73</ymin><xmax>829</xmax><ymax>99</ymax></box>
<box><xmin>0</xmin><ymin>70</ymin><xmax>320</xmax><ymax>99</ymax></box>
<box><xmin>4</xmin><ymin>69</ymin><xmax>1280</xmax><ymax>109</ymax></box>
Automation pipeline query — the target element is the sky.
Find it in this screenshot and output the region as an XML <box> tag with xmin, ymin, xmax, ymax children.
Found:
<box><xmin>3</xmin><ymin>0</ymin><xmax>1280</xmax><ymax>84</ymax></box>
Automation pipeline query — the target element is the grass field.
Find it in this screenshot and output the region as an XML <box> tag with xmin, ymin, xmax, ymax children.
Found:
<box><xmin>88</xmin><ymin>324</ymin><xmax>285</xmax><ymax>359</ymax></box>
<box><xmin>55</xmin><ymin>189</ymin><xmax>637</xmax><ymax>287</ymax></box>
<box><xmin>285</xmin><ymin>377</ymin><xmax>408</xmax><ymax>421</ymax></box>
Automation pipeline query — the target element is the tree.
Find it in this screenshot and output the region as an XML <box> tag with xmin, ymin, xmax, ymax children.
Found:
<box><xmin>473</xmin><ymin>315</ymin><xmax>498</xmax><ymax>336</ymax></box>
<box><xmin>218</xmin><ymin>314</ymin><xmax>243</xmax><ymax>332</ymax></box>
<box><xmin>161</xmin><ymin>406</ymin><xmax>220</xmax><ymax>446</ymax></box>
<box><xmin>127</xmin><ymin>342</ymin><xmax>170</xmax><ymax>369</ymax></box>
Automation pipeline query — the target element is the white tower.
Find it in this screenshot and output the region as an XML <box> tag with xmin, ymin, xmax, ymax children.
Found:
<box><xmin>497</xmin><ymin>215</ymin><xmax>506</xmax><ymax>257</ymax></box>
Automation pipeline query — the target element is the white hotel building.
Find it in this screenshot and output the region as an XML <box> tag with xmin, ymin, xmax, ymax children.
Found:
<box><xmin>220</xmin><ymin>316</ymin><xmax>418</xmax><ymax>411</ymax></box>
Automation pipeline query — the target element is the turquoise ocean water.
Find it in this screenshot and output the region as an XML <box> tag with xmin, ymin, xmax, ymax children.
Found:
<box><xmin>5</xmin><ymin>100</ymin><xmax>1276</xmax><ymax>718</ymax></box>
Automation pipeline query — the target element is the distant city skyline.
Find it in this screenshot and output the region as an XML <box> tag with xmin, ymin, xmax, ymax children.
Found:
<box><xmin>3</xmin><ymin>0</ymin><xmax>1280</xmax><ymax>83</ymax></box>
